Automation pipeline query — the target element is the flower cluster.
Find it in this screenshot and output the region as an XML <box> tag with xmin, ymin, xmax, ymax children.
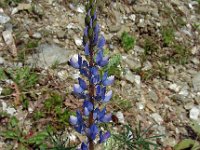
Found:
<box><xmin>69</xmin><ymin>0</ymin><xmax>114</xmax><ymax>149</ymax></box>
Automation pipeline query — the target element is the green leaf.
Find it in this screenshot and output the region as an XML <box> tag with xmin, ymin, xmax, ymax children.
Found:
<box><xmin>27</xmin><ymin>131</ymin><xmax>48</xmax><ymax>145</ymax></box>
<box><xmin>1</xmin><ymin>130</ymin><xmax>19</xmax><ymax>140</ymax></box>
<box><xmin>174</xmin><ymin>139</ymin><xmax>198</xmax><ymax>150</ymax></box>
<box><xmin>190</xmin><ymin>120</ymin><xmax>200</xmax><ymax>137</ymax></box>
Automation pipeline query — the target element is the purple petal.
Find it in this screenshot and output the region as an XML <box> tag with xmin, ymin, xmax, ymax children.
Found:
<box><xmin>91</xmin><ymin>74</ymin><xmax>100</xmax><ymax>84</ymax></box>
<box><xmin>94</xmin><ymin>24</ymin><xmax>99</xmax><ymax>34</ymax></box>
<box><xmin>90</xmin><ymin>19</ymin><xmax>93</xmax><ymax>28</ymax></box>
<box><xmin>103</xmin><ymin>76</ymin><xmax>114</xmax><ymax>86</ymax></box>
<box><xmin>83</xmin><ymin>100</ymin><xmax>93</xmax><ymax>111</ymax></box>
<box><xmin>93</xmin><ymin>108</ymin><xmax>100</xmax><ymax>120</ymax></box>
<box><xmin>81</xmin><ymin>142</ymin><xmax>88</xmax><ymax>150</ymax></box>
<box><xmin>96</xmin><ymin>50</ymin><xmax>103</xmax><ymax>64</ymax></box>
<box><xmin>84</xmin><ymin>43</ymin><xmax>90</xmax><ymax>55</ymax></box>
<box><xmin>103</xmin><ymin>90</ymin><xmax>112</xmax><ymax>102</ymax></box>
<box><xmin>99</xmin><ymin>131</ymin><xmax>111</xmax><ymax>143</ymax></box>
<box><xmin>69</xmin><ymin>116</ymin><xmax>77</xmax><ymax>125</ymax></box>
<box><xmin>99</xmin><ymin>56</ymin><xmax>109</xmax><ymax>67</ymax></box>
<box><xmin>102</xmin><ymin>72</ymin><xmax>108</xmax><ymax>81</ymax></box>
<box><xmin>92</xmin><ymin>12</ymin><xmax>97</xmax><ymax>20</ymax></box>
<box><xmin>73</xmin><ymin>84</ymin><xmax>84</xmax><ymax>94</ymax></box>
<box><xmin>78</xmin><ymin>78</ymin><xmax>87</xmax><ymax>90</ymax></box>
<box><xmin>93</xmin><ymin>24</ymin><xmax>99</xmax><ymax>44</ymax></box>
<box><xmin>78</xmin><ymin>55</ymin><xmax>82</xmax><ymax>67</ymax></box>
<box><xmin>84</xmin><ymin>27</ymin><xmax>88</xmax><ymax>37</ymax></box>
<box><xmin>91</xmin><ymin>67</ymin><xmax>99</xmax><ymax>76</ymax></box>
<box><xmin>102</xmin><ymin>113</ymin><xmax>112</xmax><ymax>122</ymax></box>
<box><xmin>84</xmin><ymin>107</ymin><xmax>90</xmax><ymax>116</ymax></box>
<box><xmin>88</xmin><ymin>124</ymin><xmax>98</xmax><ymax>140</ymax></box>
<box><xmin>70</xmin><ymin>55</ymin><xmax>79</xmax><ymax>69</ymax></box>
<box><xmin>98</xmin><ymin>36</ymin><xmax>106</xmax><ymax>49</ymax></box>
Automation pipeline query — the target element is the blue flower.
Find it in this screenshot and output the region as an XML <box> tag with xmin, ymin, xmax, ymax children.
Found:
<box><xmin>73</xmin><ymin>84</ymin><xmax>84</xmax><ymax>94</ymax></box>
<box><xmin>102</xmin><ymin>90</ymin><xmax>112</xmax><ymax>103</ymax></box>
<box><xmin>84</xmin><ymin>43</ymin><xmax>90</xmax><ymax>55</ymax></box>
<box><xmin>70</xmin><ymin>54</ymin><xmax>81</xmax><ymax>69</ymax></box>
<box><xmin>86</xmin><ymin>124</ymin><xmax>99</xmax><ymax>140</ymax></box>
<box><xmin>69</xmin><ymin>111</ymin><xmax>85</xmax><ymax>134</ymax></box>
<box><xmin>69</xmin><ymin>0</ymin><xmax>114</xmax><ymax>147</ymax></box>
<box><xmin>102</xmin><ymin>72</ymin><xmax>115</xmax><ymax>86</ymax></box>
<box><xmin>78</xmin><ymin>78</ymin><xmax>87</xmax><ymax>91</ymax></box>
<box><xmin>95</xmin><ymin>50</ymin><xmax>109</xmax><ymax>67</ymax></box>
<box><xmin>97</xmin><ymin>36</ymin><xmax>106</xmax><ymax>49</ymax></box>
<box><xmin>93</xmin><ymin>108</ymin><xmax>112</xmax><ymax>123</ymax></box>
<box><xmin>83</xmin><ymin>100</ymin><xmax>93</xmax><ymax>116</ymax></box>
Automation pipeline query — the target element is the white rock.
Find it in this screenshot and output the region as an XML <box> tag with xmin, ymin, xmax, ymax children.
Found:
<box><xmin>1</xmin><ymin>101</ymin><xmax>7</xmax><ymax>110</ymax></box>
<box><xmin>116</xmin><ymin>111</ymin><xmax>125</xmax><ymax>124</ymax></box>
<box><xmin>74</xmin><ymin>37</ymin><xmax>82</xmax><ymax>46</ymax></box>
<box><xmin>179</xmin><ymin>84</ymin><xmax>189</xmax><ymax>97</ymax></box>
<box><xmin>191</xmin><ymin>58</ymin><xmax>200</xmax><ymax>65</ymax></box>
<box><xmin>189</xmin><ymin>106</ymin><xmax>200</xmax><ymax>120</ymax></box>
<box><xmin>57</xmin><ymin>70</ymin><xmax>68</xmax><ymax>80</ymax></box>
<box><xmin>76</xmin><ymin>5</ymin><xmax>85</xmax><ymax>13</ymax></box>
<box><xmin>169</xmin><ymin>83</ymin><xmax>180</xmax><ymax>92</ymax></box>
<box><xmin>129</xmin><ymin>14</ymin><xmax>136</xmax><ymax>22</ymax></box>
<box><xmin>72</xmin><ymin>73</ymin><xmax>80</xmax><ymax>79</ymax></box>
<box><xmin>134</xmin><ymin>75</ymin><xmax>141</xmax><ymax>86</ymax></box>
<box><xmin>0</xmin><ymin>86</ymin><xmax>2</xmax><ymax>95</ymax></box>
<box><xmin>0</xmin><ymin>57</ymin><xmax>5</xmax><ymax>64</ymax></box>
<box><xmin>66</xmin><ymin>23</ymin><xmax>79</xmax><ymax>29</ymax></box>
<box><xmin>136</xmin><ymin>102</ymin><xmax>145</xmax><ymax>110</ymax></box>
<box><xmin>32</xmin><ymin>32</ymin><xmax>42</xmax><ymax>39</ymax></box>
<box><xmin>2</xmin><ymin>30</ymin><xmax>17</xmax><ymax>56</ymax></box>
<box><xmin>0</xmin><ymin>12</ymin><xmax>10</xmax><ymax>24</ymax></box>
<box><xmin>191</xmin><ymin>46</ymin><xmax>200</xmax><ymax>55</ymax></box>
<box><xmin>6</xmin><ymin>107</ymin><xmax>16</xmax><ymax>115</ymax></box>
<box><xmin>150</xmin><ymin>113</ymin><xmax>163</xmax><ymax>125</ymax></box>
<box><xmin>69</xmin><ymin>134</ymin><xmax>76</xmax><ymax>141</ymax></box>
<box><xmin>1</xmin><ymin>101</ymin><xmax>16</xmax><ymax>116</ymax></box>
<box><xmin>28</xmin><ymin>107</ymin><xmax>33</xmax><ymax>113</ymax></box>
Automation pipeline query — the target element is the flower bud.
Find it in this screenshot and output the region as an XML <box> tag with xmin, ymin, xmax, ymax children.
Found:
<box><xmin>85</xmin><ymin>15</ymin><xmax>91</xmax><ymax>26</ymax></box>
<box><xmin>90</xmin><ymin>6</ymin><xmax>96</xmax><ymax>17</ymax></box>
<box><xmin>92</xmin><ymin>20</ymin><xmax>97</xmax><ymax>29</ymax></box>
<box><xmin>83</xmin><ymin>35</ymin><xmax>89</xmax><ymax>45</ymax></box>
<box><xmin>88</xmin><ymin>27</ymin><xmax>94</xmax><ymax>39</ymax></box>
<box><xmin>85</xmin><ymin>3</ymin><xmax>90</xmax><ymax>12</ymax></box>
<box><xmin>89</xmin><ymin>0</ymin><xmax>95</xmax><ymax>5</ymax></box>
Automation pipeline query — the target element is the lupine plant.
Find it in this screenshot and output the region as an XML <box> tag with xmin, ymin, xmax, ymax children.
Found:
<box><xmin>69</xmin><ymin>0</ymin><xmax>114</xmax><ymax>150</ymax></box>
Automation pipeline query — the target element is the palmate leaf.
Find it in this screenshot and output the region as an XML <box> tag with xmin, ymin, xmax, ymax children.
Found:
<box><xmin>112</xmin><ymin>123</ymin><xmax>163</xmax><ymax>150</ymax></box>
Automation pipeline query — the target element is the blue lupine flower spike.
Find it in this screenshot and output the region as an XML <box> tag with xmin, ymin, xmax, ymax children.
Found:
<box><xmin>69</xmin><ymin>0</ymin><xmax>114</xmax><ymax>149</ymax></box>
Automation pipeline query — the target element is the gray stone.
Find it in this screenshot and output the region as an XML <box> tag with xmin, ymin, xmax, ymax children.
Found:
<box><xmin>192</xmin><ymin>73</ymin><xmax>200</xmax><ymax>92</ymax></box>
<box><xmin>123</xmin><ymin>69</ymin><xmax>135</xmax><ymax>83</ymax></box>
<box><xmin>122</xmin><ymin>56</ymin><xmax>141</xmax><ymax>69</ymax></box>
<box><xmin>178</xmin><ymin>84</ymin><xmax>189</xmax><ymax>97</ymax></box>
<box><xmin>109</xmin><ymin>25</ymin><xmax>121</xmax><ymax>33</ymax></box>
<box><xmin>0</xmin><ymin>57</ymin><xmax>5</xmax><ymax>65</ymax></box>
<box><xmin>57</xmin><ymin>30</ymin><xmax>66</xmax><ymax>39</ymax></box>
<box><xmin>0</xmin><ymin>12</ymin><xmax>10</xmax><ymax>24</ymax></box>
<box><xmin>148</xmin><ymin>89</ymin><xmax>158</xmax><ymax>102</ymax></box>
<box><xmin>150</xmin><ymin>113</ymin><xmax>163</xmax><ymax>125</ymax></box>
<box><xmin>32</xmin><ymin>32</ymin><xmax>42</xmax><ymax>39</ymax></box>
<box><xmin>27</xmin><ymin>43</ymin><xmax>71</xmax><ymax>68</ymax></box>
<box><xmin>189</xmin><ymin>106</ymin><xmax>200</xmax><ymax>120</ymax></box>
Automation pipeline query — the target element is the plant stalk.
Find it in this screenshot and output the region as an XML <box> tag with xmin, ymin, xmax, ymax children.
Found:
<box><xmin>88</xmin><ymin>44</ymin><xmax>95</xmax><ymax>150</ymax></box>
